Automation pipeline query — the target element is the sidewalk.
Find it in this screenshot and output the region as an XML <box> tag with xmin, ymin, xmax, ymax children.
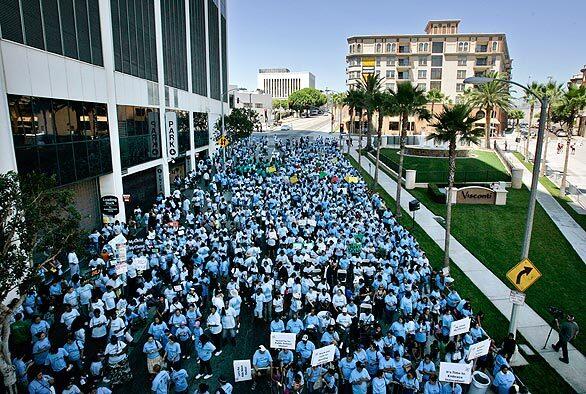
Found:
<box><xmin>505</xmin><ymin>151</ymin><xmax>586</xmax><ymax>264</ymax></box>
<box><xmin>349</xmin><ymin>149</ymin><xmax>586</xmax><ymax>393</ymax></box>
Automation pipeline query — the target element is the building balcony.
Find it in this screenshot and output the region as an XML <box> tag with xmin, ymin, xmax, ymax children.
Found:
<box><xmin>473</xmin><ymin>62</ymin><xmax>492</xmax><ymax>70</ymax></box>
<box><xmin>396</xmin><ymin>60</ymin><xmax>412</xmax><ymax>69</ymax></box>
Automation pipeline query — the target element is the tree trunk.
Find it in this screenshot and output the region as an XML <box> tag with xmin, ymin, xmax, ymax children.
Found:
<box><xmin>485</xmin><ymin>105</ymin><xmax>492</xmax><ymax>149</ymax></box>
<box><xmin>540</xmin><ymin>107</ymin><xmax>552</xmax><ymax>176</ymax></box>
<box><xmin>366</xmin><ymin>110</ymin><xmax>373</xmax><ymax>150</ymax></box>
<box><xmin>444</xmin><ymin>140</ymin><xmax>457</xmax><ymax>269</ymax></box>
<box><xmin>358</xmin><ymin>110</ymin><xmax>364</xmax><ymax>165</ymax></box>
<box><xmin>525</xmin><ymin>104</ymin><xmax>534</xmax><ymax>158</ymax></box>
<box><xmin>374</xmin><ymin>113</ymin><xmax>384</xmax><ymax>187</ymax></box>
<box><xmin>395</xmin><ymin>112</ymin><xmax>408</xmax><ymax>218</ymax></box>
<box><xmin>560</xmin><ymin>132</ymin><xmax>572</xmax><ymax>195</ymax></box>
<box><xmin>348</xmin><ymin>110</ymin><xmax>355</xmax><ymax>155</ymax></box>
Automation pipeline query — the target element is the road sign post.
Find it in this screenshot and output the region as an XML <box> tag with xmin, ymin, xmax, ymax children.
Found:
<box><xmin>506</xmin><ymin>259</ymin><xmax>541</xmax><ymax>337</ymax></box>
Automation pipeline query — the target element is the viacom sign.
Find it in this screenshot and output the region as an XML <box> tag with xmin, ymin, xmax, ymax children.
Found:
<box><xmin>165</xmin><ymin>111</ymin><xmax>178</xmax><ymax>159</ymax></box>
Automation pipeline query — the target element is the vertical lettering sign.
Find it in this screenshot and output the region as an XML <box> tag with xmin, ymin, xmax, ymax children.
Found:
<box><xmin>156</xmin><ymin>165</ymin><xmax>165</xmax><ymax>195</ymax></box>
<box><xmin>165</xmin><ymin>111</ymin><xmax>178</xmax><ymax>159</ymax></box>
<box><xmin>147</xmin><ymin>111</ymin><xmax>160</xmax><ymax>158</ymax></box>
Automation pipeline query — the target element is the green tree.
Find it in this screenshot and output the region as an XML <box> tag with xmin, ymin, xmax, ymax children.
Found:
<box><xmin>214</xmin><ymin>108</ymin><xmax>259</xmax><ymax>140</ymax></box>
<box><xmin>523</xmin><ymin>81</ymin><xmax>542</xmax><ymax>158</ymax></box>
<box><xmin>343</xmin><ymin>89</ymin><xmax>365</xmax><ymax>155</ymax></box>
<box><xmin>464</xmin><ymin>71</ymin><xmax>512</xmax><ymax>148</ymax></box>
<box><xmin>287</xmin><ymin>88</ymin><xmax>327</xmax><ymax>116</ymax></box>
<box><xmin>0</xmin><ymin>172</ymin><xmax>81</xmax><ymax>381</ymax></box>
<box><xmin>391</xmin><ymin>82</ymin><xmax>431</xmax><ymax>217</ymax></box>
<box><xmin>331</xmin><ymin>92</ymin><xmax>347</xmax><ymax>131</ymax></box>
<box><xmin>426</xmin><ymin>88</ymin><xmax>446</xmax><ymax>119</ymax></box>
<box><xmin>551</xmin><ymin>84</ymin><xmax>586</xmax><ymax>194</ymax></box>
<box><xmin>508</xmin><ymin>108</ymin><xmax>525</xmax><ymax>146</ymax></box>
<box><xmin>272</xmin><ymin>99</ymin><xmax>289</xmax><ymax>110</ymax></box>
<box><xmin>357</xmin><ymin>74</ymin><xmax>384</xmax><ymax>149</ymax></box>
<box><xmin>427</xmin><ymin>105</ymin><xmax>484</xmax><ymax>268</ymax></box>
<box><xmin>374</xmin><ymin>92</ymin><xmax>399</xmax><ymax>186</ymax></box>
<box><xmin>537</xmin><ymin>80</ymin><xmax>564</xmax><ymax>176</ymax></box>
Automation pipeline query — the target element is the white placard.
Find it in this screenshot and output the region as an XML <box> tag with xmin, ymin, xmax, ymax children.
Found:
<box><xmin>509</xmin><ymin>290</ymin><xmax>526</xmax><ymax>306</ymax></box>
<box><xmin>467</xmin><ymin>338</ymin><xmax>492</xmax><ymax>361</ymax></box>
<box><xmin>439</xmin><ymin>362</ymin><xmax>472</xmax><ymax>384</ymax></box>
<box><xmin>115</xmin><ymin>262</ymin><xmax>128</xmax><ymax>275</ymax></box>
<box><xmin>233</xmin><ymin>359</ymin><xmax>252</xmax><ymax>382</ymax></box>
<box><xmin>116</xmin><ymin>244</ymin><xmax>127</xmax><ymax>263</ymax></box>
<box><xmin>307</xmin><ymin>219</ymin><xmax>317</xmax><ymax>227</ymax></box>
<box><xmin>134</xmin><ymin>256</ymin><xmax>148</xmax><ymax>271</ymax></box>
<box><xmin>165</xmin><ymin>111</ymin><xmax>178</xmax><ymax>159</ymax></box>
<box><xmin>311</xmin><ymin>344</ymin><xmax>336</xmax><ymax>367</ymax></box>
<box><xmin>107</xmin><ymin>234</ymin><xmax>127</xmax><ymax>250</ymax></box>
<box><xmin>449</xmin><ymin>317</ymin><xmax>471</xmax><ymax>337</ymax></box>
<box><xmin>270</xmin><ymin>332</ymin><xmax>297</xmax><ymax>350</ymax></box>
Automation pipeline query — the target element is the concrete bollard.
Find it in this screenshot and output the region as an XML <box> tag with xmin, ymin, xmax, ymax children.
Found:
<box><xmin>511</xmin><ymin>168</ymin><xmax>523</xmax><ymax>189</ymax></box>
<box><xmin>405</xmin><ymin>170</ymin><xmax>416</xmax><ymax>189</ymax></box>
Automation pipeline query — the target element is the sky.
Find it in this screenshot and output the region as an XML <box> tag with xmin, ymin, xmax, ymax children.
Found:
<box><xmin>227</xmin><ymin>0</ymin><xmax>586</xmax><ymax>96</ymax></box>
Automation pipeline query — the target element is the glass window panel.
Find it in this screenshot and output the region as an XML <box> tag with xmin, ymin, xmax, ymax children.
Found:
<box><xmin>9</xmin><ymin>95</ymin><xmax>34</xmax><ymax>146</ymax></box>
<box><xmin>22</xmin><ymin>0</ymin><xmax>45</xmax><ymax>50</ymax></box>
<box><xmin>15</xmin><ymin>146</ymin><xmax>40</xmax><ymax>175</ymax></box>
<box><xmin>59</xmin><ymin>0</ymin><xmax>79</xmax><ymax>59</ymax></box>
<box><xmin>87</xmin><ymin>139</ymin><xmax>101</xmax><ymax>175</ymax></box>
<box><xmin>73</xmin><ymin>141</ymin><xmax>90</xmax><ymax>180</ymax></box>
<box><xmin>0</xmin><ymin>0</ymin><xmax>24</xmax><ymax>43</ymax></box>
<box><xmin>75</xmin><ymin>0</ymin><xmax>92</xmax><ymax>63</ymax></box>
<box><xmin>32</xmin><ymin>97</ymin><xmax>56</xmax><ymax>145</ymax></box>
<box><xmin>52</xmin><ymin>99</ymin><xmax>73</xmax><ymax>143</ymax></box>
<box><xmin>69</xmin><ymin>101</ymin><xmax>88</xmax><ymax>141</ymax></box>
<box><xmin>432</xmin><ymin>41</ymin><xmax>444</xmax><ymax>53</ymax></box>
<box><xmin>43</xmin><ymin>0</ymin><xmax>63</xmax><ymax>54</ymax></box>
<box><xmin>56</xmin><ymin>143</ymin><xmax>76</xmax><ymax>184</ymax></box>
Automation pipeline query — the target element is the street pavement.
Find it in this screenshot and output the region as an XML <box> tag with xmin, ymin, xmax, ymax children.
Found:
<box><xmin>505</xmin><ymin>133</ymin><xmax>586</xmax><ymax>191</ymax></box>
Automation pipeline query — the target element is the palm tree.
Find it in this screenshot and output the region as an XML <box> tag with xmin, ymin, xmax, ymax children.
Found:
<box><xmin>427</xmin><ymin>104</ymin><xmax>484</xmax><ymax>268</ymax></box>
<box><xmin>427</xmin><ymin>88</ymin><xmax>446</xmax><ymax>118</ymax></box>
<box><xmin>551</xmin><ymin>84</ymin><xmax>586</xmax><ymax>195</ymax></box>
<box><xmin>373</xmin><ymin>91</ymin><xmax>399</xmax><ymax>186</ymax></box>
<box><xmin>538</xmin><ymin>80</ymin><xmax>564</xmax><ymax>176</ymax></box>
<box><xmin>391</xmin><ymin>82</ymin><xmax>431</xmax><ymax>218</ymax></box>
<box><xmin>357</xmin><ymin>74</ymin><xmax>384</xmax><ymax>150</ymax></box>
<box><xmin>464</xmin><ymin>71</ymin><xmax>512</xmax><ymax>148</ymax></box>
<box><xmin>332</xmin><ymin>92</ymin><xmax>347</xmax><ymax>131</ymax></box>
<box><xmin>523</xmin><ymin>81</ymin><xmax>541</xmax><ymax>158</ymax></box>
<box><xmin>344</xmin><ymin>89</ymin><xmax>365</xmax><ymax>157</ymax></box>
<box><xmin>508</xmin><ymin>109</ymin><xmax>525</xmax><ymax>150</ymax></box>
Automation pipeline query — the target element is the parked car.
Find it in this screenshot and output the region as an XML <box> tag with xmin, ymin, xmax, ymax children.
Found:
<box><xmin>280</xmin><ymin>124</ymin><xmax>292</xmax><ymax>131</ymax></box>
<box><xmin>554</xmin><ymin>129</ymin><xmax>568</xmax><ymax>137</ymax></box>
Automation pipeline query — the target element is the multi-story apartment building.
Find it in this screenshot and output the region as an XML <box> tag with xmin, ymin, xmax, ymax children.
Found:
<box><xmin>568</xmin><ymin>65</ymin><xmax>585</xmax><ymax>137</ymax></box>
<box><xmin>257</xmin><ymin>68</ymin><xmax>315</xmax><ymax>99</ymax></box>
<box><xmin>0</xmin><ymin>0</ymin><xmax>229</xmax><ymax>229</ymax></box>
<box><xmin>345</xmin><ymin>20</ymin><xmax>512</xmax><ymax>135</ymax></box>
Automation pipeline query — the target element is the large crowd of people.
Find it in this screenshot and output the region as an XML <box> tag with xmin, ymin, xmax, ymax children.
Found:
<box><xmin>5</xmin><ymin>135</ymin><xmax>523</xmax><ymax>394</ymax></box>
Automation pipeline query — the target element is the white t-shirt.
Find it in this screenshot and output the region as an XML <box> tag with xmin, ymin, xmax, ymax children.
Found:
<box><xmin>207</xmin><ymin>312</ymin><xmax>222</xmax><ymax>334</ymax></box>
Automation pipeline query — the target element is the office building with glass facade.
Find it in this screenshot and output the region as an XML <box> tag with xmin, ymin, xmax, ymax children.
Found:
<box><xmin>0</xmin><ymin>0</ymin><xmax>229</xmax><ymax>228</ymax></box>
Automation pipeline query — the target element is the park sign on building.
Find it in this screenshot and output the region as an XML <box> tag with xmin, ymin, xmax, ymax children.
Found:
<box><xmin>165</xmin><ymin>111</ymin><xmax>178</xmax><ymax>159</ymax></box>
<box><xmin>148</xmin><ymin>111</ymin><xmax>161</xmax><ymax>158</ymax></box>
<box><xmin>456</xmin><ymin>186</ymin><xmax>496</xmax><ymax>204</ymax></box>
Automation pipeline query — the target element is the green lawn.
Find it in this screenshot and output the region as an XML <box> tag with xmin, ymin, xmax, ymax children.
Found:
<box><xmin>379</xmin><ymin>148</ymin><xmax>511</xmax><ymax>184</ymax></box>
<box><xmin>347</xmin><ymin>154</ymin><xmax>575</xmax><ymax>394</ymax></box>
<box><xmin>513</xmin><ymin>151</ymin><xmax>586</xmax><ymax>231</ymax></box>
<box><xmin>406</xmin><ymin>184</ymin><xmax>586</xmax><ymax>356</ymax></box>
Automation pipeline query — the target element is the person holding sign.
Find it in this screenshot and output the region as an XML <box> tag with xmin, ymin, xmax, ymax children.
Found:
<box><xmin>251</xmin><ymin>345</ymin><xmax>273</xmax><ymax>390</ymax></box>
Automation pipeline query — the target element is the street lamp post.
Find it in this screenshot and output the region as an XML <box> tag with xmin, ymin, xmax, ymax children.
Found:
<box><xmin>464</xmin><ymin>77</ymin><xmax>548</xmax><ymax>337</ymax></box>
<box><xmin>220</xmin><ymin>87</ymin><xmax>246</xmax><ymax>168</ymax></box>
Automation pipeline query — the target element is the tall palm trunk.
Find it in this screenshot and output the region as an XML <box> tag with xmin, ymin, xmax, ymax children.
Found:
<box><xmin>524</xmin><ymin>104</ymin><xmax>534</xmax><ymax>158</ymax></box>
<box><xmin>358</xmin><ymin>110</ymin><xmax>364</xmax><ymax>165</ymax></box>
<box><xmin>540</xmin><ymin>107</ymin><xmax>552</xmax><ymax>176</ymax></box>
<box><xmin>366</xmin><ymin>110</ymin><xmax>373</xmax><ymax>150</ymax></box>
<box><xmin>347</xmin><ymin>109</ymin><xmax>355</xmax><ymax>155</ymax></box>
<box><xmin>374</xmin><ymin>112</ymin><xmax>384</xmax><ymax>186</ymax></box>
<box><xmin>395</xmin><ymin>112</ymin><xmax>408</xmax><ymax>218</ymax></box>
<box><xmin>560</xmin><ymin>133</ymin><xmax>572</xmax><ymax>195</ymax></box>
<box><xmin>484</xmin><ymin>105</ymin><xmax>492</xmax><ymax>149</ymax></box>
<box><xmin>444</xmin><ymin>139</ymin><xmax>457</xmax><ymax>268</ymax></box>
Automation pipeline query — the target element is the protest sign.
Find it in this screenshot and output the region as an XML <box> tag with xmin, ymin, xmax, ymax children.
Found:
<box><xmin>439</xmin><ymin>362</ymin><xmax>472</xmax><ymax>384</ymax></box>
<box><xmin>449</xmin><ymin>317</ymin><xmax>471</xmax><ymax>337</ymax></box>
<box><xmin>134</xmin><ymin>256</ymin><xmax>148</xmax><ymax>271</ymax></box>
<box><xmin>107</xmin><ymin>234</ymin><xmax>127</xmax><ymax>250</ymax></box>
<box><xmin>311</xmin><ymin>344</ymin><xmax>336</xmax><ymax>366</ymax></box>
<box><xmin>290</xmin><ymin>175</ymin><xmax>299</xmax><ymax>184</ymax></box>
<box><xmin>115</xmin><ymin>262</ymin><xmax>128</xmax><ymax>275</ymax></box>
<box><xmin>270</xmin><ymin>332</ymin><xmax>297</xmax><ymax>350</ymax></box>
<box><xmin>467</xmin><ymin>338</ymin><xmax>491</xmax><ymax>360</ymax></box>
<box><xmin>233</xmin><ymin>359</ymin><xmax>252</xmax><ymax>382</ymax></box>
<box><xmin>116</xmin><ymin>244</ymin><xmax>127</xmax><ymax>263</ymax></box>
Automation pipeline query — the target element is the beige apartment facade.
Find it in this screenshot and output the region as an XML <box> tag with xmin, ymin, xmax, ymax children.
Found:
<box><xmin>344</xmin><ymin>20</ymin><xmax>512</xmax><ymax>136</ymax></box>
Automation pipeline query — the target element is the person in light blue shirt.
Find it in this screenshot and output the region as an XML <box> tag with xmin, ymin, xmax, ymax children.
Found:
<box><xmin>149</xmin><ymin>317</ymin><xmax>169</xmax><ymax>342</ymax></box>
<box><xmin>339</xmin><ymin>352</ymin><xmax>357</xmax><ymax>382</ymax></box>
<box><xmin>441</xmin><ymin>310</ymin><xmax>455</xmax><ymax>338</ymax></box>
<box><xmin>295</xmin><ymin>335</ymin><xmax>315</xmax><ymax>365</ymax></box>
<box><xmin>30</xmin><ymin>317</ymin><xmax>50</xmax><ymax>343</ymax></box>
<box><xmin>349</xmin><ymin>362</ymin><xmax>370</xmax><ymax>394</ymax></box>
<box><xmin>304</xmin><ymin>365</ymin><xmax>325</xmax><ymax>393</ymax></box>
<box><xmin>441</xmin><ymin>382</ymin><xmax>463</xmax><ymax>394</ymax></box>
<box><xmin>493</xmin><ymin>365</ymin><xmax>516</xmax><ymax>394</ymax></box>
<box><xmin>45</xmin><ymin>346</ymin><xmax>68</xmax><ymax>373</ymax></box>
<box><xmin>252</xmin><ymin>345</ymin><xmax>273</xmax><ymax>369</ymax></box>
<box><xmin>400</xmin><ymin>370</ymin><xmax>419</xmax><ymax>393</ymax></box>
<box><xmin>28</xmin><ymin>371</ymin><xmax>54</xmax><ymax>394</ymax></box>
<box><xmin>63</xmin><ymin>335</ymin><xmax>84</xmax><ymax>369</ymax></box>
<box><xmin>195</xmin><ymin>335</ymin><xmax>216</xmax><ymax>379</ymax></box>
<box><xmin>151</xmin><ymin>365</ymin><xmax>170</xmax><ymax>394</ymax></box>
<box><xmin>171</xmin><ymin>368</ymin><xmax>189</xmax><ymax>393</ymax></box>
<box><xmin>390</xmin><ymin>317</ymin><xmax>406</xmax><ymax>339</ymax></box>
<box><xmin>32</xmin><ymin>333</ymin><xmax>51</xmax><ymax>365</ymax></box>
<box><xmin>270</xmin><ymin>315</ymin><xmax>285</xmax><ymax>333</ymax></box>
<box><xmin>278</xmin><ymin>349</ymin><xmax>294</xmax><ymax>367</ymax></box>
<box><xmin>286</xmin><ymin>314</ymin><xmax>304</xmax><ymax>334</ymax></box>
<box><xmin>371</xmin><ymin>370</ymin><xmax>387</xmax><ymax>394</ymax></box>
<box><xmin>424</xmin><ymin>374</ymin><xmax>442</xmax><ymax>394</ymax></box>
<box><xmin>164</xmin><ymin>336</ymin><xmax>181</xmax><ymax>368</ymax></box>
<box><xmin>417</xmin><ymin>354</ymin><xmax>436</xmax><ymax>382</ymax></box>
